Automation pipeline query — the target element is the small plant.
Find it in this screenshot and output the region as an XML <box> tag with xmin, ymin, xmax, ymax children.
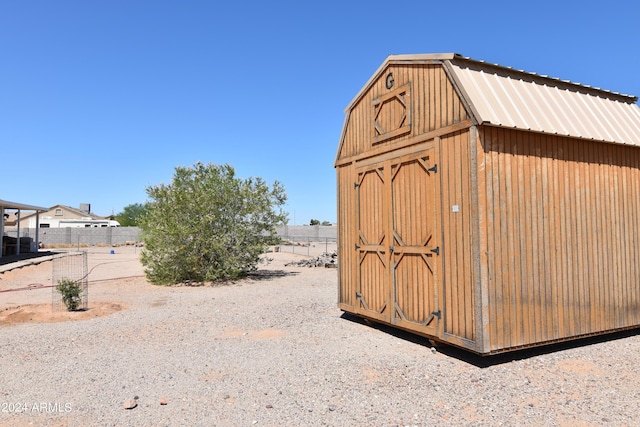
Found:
<box><xmin>56</xmin><ymin>278</ymin><xmax>82</xmax><ymax>311</ymax></box>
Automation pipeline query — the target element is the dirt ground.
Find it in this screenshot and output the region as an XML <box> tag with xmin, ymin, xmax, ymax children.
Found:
<box><xmin>1</xmin><ymin>243</ymin><xmax>639</xmax><ymax>426</ymax></box>
<box><xmin>0</xmin><ymin>243</ymin><xmax>332</xmax><ymax>325</ymax></box>
<box><xmin>0</xmin><ymin>246</ymin><xmax>145</xmax><ymax>324</ymax></box>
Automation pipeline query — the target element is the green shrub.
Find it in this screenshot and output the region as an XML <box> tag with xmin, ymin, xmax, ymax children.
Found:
<box><xmin>56</xmin><ymin>278</ymin><xmax>82</xmax><ymax>311</ymax></box>
<box><xmin>140</xmin><ymin>162</ymin><xmax>287</xmax><ymax>285</ymax></box>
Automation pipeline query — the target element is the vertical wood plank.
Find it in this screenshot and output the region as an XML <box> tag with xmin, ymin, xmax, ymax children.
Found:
<box><xmin>550</xmin><ymin>136</ymin><xmax>562</xmax><ymax>337</ymax></box>
<box><xmin>556</xmin><ymin>136</ymin><xmax>568</xmax><ymax>336</ymax></box>
<box><xmin>540</xmin><ymin>135</ymin><xmax>553</xmax><ymax>340</ymax></box>
<box><xmin>455</xmin><ymin>131</ymin><xmax>465</xmax><ymax>337</ymax></box>
<box><xmin>446</xmin><ymin>70</ymin><xmax>454</xmax><ymax>128</ymax></box>
<box><xmin>412</xmin><ymin>65</ymin><xmax>421</xmax><ymax>136</ymax></box>
<box><xmin>610</xmin><ymin>144</ymin><xmax>619</xmax><ymax>326</ymax></box>
<box><xmin>604</xmin><ymin>142</ymin><xmax>612</xmax><ymax>326</ymax></box>
<box><xmin>521</xmin><ymin>130</ymin><xmax>535</xmax><ymax>343</ymax></box>
<box><xmin>530</xmin><ymin>131</ymin><xmax>542</xmax><ymax>341</ymax></box>
<box><xmin>519</xmin><ymin>130</ymin><xmax>532</xmax><ymax>343</ymax></box>
<box><xmin>462</xmin><ymin>131</ymin><xmax>474</xmax><ymax>338</ymax></box>
<box><xmin>446</xmin><ymin>131</ymin><xmax>459</xmax><ymax>335</ymax></box>
<box><xmin>566</xmin><ymin>137</ymin><xmax>577</xmax><ymax>335</ymax></box>
<box><xmin>586</xmin><ymin>141</ymin><xmax>599</xmax><ymax>332</ymax></box>
<box><xmin>631</xmin><ymin>150</ymin><xmax>640</xmax><ymax>325</ymax></box>
<box><xmin>483</xmin><ymin>128</ymin><xmax>497</xmax><ymax>350</ymax></box>
<box><xmin>572</xmin><ymin>138</ymin><xmax>583</xmax><ymax>335</ymax></box>
<box><xmin>474</xmin><ymin>126</ymin><xmax>490</xmax><ymax>351</ymax></box>
<box><xmin>503</xmin><ymin>131</ymin><xmax>518</xmax><ymax>345</ymax></box>
<box><xmin>621</xmin><ymin>148</ymin><xmax>631</xmax><ymax>325</ymax></box>
<box><xmin>633</xmin><ymin>149</ymin><xmax>640</xmax><ymax>325</ymax></box>
<box><xmin>495</xmin><ymin>127</ymin><xmax>508</xmax><ymax>349</ymax></box>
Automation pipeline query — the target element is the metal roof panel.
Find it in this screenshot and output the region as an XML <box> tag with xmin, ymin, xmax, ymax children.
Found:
<box><xmin>448</xmin><ymin>60</ymin><xmax>640</xmax><ymax>146</ymax></box>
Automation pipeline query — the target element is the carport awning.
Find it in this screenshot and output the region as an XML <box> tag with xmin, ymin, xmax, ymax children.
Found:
<box><xmin>1</xmin><ymin>198</ymin><xmax>48</xmax><ymax>258</ymax></box>
<box><xmin>0</xmin><ymin>199</ymin><xmax>48</xmax><ymax>211</ymax></box>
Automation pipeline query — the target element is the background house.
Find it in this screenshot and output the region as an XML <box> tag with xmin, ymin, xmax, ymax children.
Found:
<box><xmin>15</xmin><ymin>204</ymin><xmax>115</xmax><ymax>228</ymax></box>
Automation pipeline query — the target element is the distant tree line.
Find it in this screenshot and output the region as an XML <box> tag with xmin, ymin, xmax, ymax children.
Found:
<box><xmin>115</xmin><ymin>202</ymin><xmax>148</xmax><ymax>226</ymax></box>
<box><xmin>309</xmin><ymin>219</ymin><xmax>332</xmax><ymax>226</ymax></box>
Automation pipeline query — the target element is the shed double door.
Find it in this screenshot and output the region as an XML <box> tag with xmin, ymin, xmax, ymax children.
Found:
<box><xmin>355</xmin><ymin>148</ymin><xmax>441</xmax><ymax>335</ymax></box>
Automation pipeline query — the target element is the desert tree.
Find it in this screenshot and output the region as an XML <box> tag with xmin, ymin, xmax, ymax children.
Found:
<box><xmin>140</xmin><ymin>162</ymin><xmax>287</xmax><ymax>285</ymax></box>
<box><xmin>115</xmin><ymin>203</ymin><xmax>148</xmax><ymax>226</ymax></box>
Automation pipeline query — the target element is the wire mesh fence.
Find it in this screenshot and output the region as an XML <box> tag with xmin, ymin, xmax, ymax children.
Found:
<box><xmin>275</xmin><ymin>236</ymin><xmax>337</xmax><ymax>257</ymax></box>
<box><xmin>51</xmin><ymin>251</ymin><xmax>88</xmax><ymax>311</ymax></box>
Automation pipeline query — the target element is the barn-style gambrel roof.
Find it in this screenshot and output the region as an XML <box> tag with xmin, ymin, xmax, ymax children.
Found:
<box><xmin>341</xmin><ymin>53</ymin><xmax>640</xmax><ymax>149</ymax></box>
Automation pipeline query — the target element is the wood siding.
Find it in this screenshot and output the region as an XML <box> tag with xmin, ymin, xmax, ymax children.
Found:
<box><xmin>337</xmin><ymin>64</ymin><xmax>469</xmax><ymax>163</ymax></box>
<box><xmin>389</xmin><ymin>149</ymin><xmax>440</xmax><ymax>335</ymax></box>
<box><xmin>336</xmin><ymin>61</ymin><xmax>479</xmax><ymax>350</ymax></box>
<box><xmin>440</xmin><ymin>130</ymin><xmax>476</xmax><ymax>343</ymax></box>
<box><xmin>337</xmin><ymin>163</ymin><xmax>357</xmax><ymax>308</ymax></box>
<box><xmin>355</xmin><ymin>162</ymin><xmax>389</xmax><ymax>319</ymax></box>
<box><xmin>479</xmin><ymin>127</ymin><xmax>640</xmax><ymax>352</ymax></box>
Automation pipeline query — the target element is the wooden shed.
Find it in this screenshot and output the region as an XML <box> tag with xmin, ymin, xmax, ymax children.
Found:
<box><xmin>335</xmin><ymin>53</ymin><xmax>640</xmax><ymax>355</ymax></box>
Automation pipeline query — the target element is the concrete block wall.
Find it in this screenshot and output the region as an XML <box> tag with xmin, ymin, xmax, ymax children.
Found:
<box><xmin>13</xmin><ymin>225</ymin><xmax>336</xmax><ymax>247</ymax></box>
<box><xmin>275</xmin><ymin>225</ymin><xmax>337</xmax><ymax>242</ymax></box>
<box><xmin>17</xmin><ymin>227</ymin><xmax>142</xmax><ymax>247</ymax></box>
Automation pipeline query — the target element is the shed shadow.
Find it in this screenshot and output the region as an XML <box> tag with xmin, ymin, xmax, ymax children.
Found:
<box><xmin>441</xmin><ymin>328</ymin><xmax>640</xmax><ymax>368</ymax></box>
<box><xmin>339</xmin><ymin>312</ymin><xmax>640</xmax><ymax>368</ymax></box>
<box><xmin>246</xmin><ymin>269</ymin><xmax>299</xmax><ymax>281</ymax></box>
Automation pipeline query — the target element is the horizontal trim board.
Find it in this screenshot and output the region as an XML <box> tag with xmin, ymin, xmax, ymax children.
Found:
<box><xmin>335</xmin><ymin>120</ymin><xmax>472</xmax><ymax>166</ymax></box>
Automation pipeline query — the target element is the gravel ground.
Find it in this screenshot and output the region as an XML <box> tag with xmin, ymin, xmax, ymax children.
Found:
<box><xmin>1</xmin><ymin>245</ymin><xmax>639</xmax><ymax>427</ymax></box>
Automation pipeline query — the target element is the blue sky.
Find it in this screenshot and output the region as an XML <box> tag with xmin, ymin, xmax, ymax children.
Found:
<box><xmin>2</xmin><ymin>1</ymin><xmax>639</xmax><ymax>224</ymax></box>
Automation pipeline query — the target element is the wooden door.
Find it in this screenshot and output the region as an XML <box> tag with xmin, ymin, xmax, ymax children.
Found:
<box><xmin>355</xmin><ymin>147</ymin><xmax>441</xmax><ymax>333</ymax></box>
<box><xmin>355</xmin><ymin>165</ymin><xmax>389</xmax><ymax>321</ymax></box>
<box><xmin>390</xmin><ymin>150</ymin><xmax>440</xmax><ymax>335</ymax></box>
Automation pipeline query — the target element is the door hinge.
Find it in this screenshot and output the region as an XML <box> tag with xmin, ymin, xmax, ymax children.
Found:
<box><xmin>428</xmin><ymin>164</ymin><xmax>438</xmax><ymax>174</ymax></box>
<box><xmin>355</xmin><ymin>244</ymin><xmax>361</xmax><ymax>250</ymax></box>
<box><xmin>431</xmin><ymin>310</ymin><xmax>441</xmax><ymax>320</ymax></box>
<box><xmin>356</xmin><ymin>292</ymin><xmax>362</xmax><ymax>299</ymax></box>
<box><xmin>389</xmin><ymin>246</ymin><xmax>394</xmax><ymax>253</ymax></box>
<box><xmin>354</xmin><ymin>182</ymin><xmax>360</xmax><ymax>188</ymax></box>
<box><xmin>430</xmin><ymin>246</ymin><xmax>440</xmax><ymax>256</ymax></box>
